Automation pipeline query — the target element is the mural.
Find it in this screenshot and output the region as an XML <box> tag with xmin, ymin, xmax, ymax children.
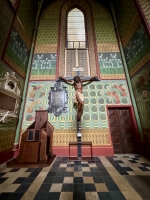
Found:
<box><xmin>98</xmin><ymin>52</ymin><xmax>124</xmax><ymax>75</ymax></box>
<box><xmin>31</xmin><ymin>53</ymin><xmax>56</xmax><ymax>76</ymax></box>
<box><xmin>22</xmin><ymin>80</ymin><xmax>131</xmax><ymax>131</ymax></box>
<box><xmin>132</xmin><ymin>62</ymin><xmax>150</xmax><ymax>129</ymax></box>
<box><xmin>124</xmin><ymin>24</ymin><xmax>150</xmax><ymax>74</ymax></box>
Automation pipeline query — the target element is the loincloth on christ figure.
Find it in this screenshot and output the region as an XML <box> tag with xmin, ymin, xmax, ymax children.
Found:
<box><xmin>73</xmin><ymin>91</ymin><xmax>84</xmax><ymax>104</ymax></box>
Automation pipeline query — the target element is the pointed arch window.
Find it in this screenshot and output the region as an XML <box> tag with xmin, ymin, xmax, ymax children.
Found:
<box><xmin>67</xmin><ymin>8</ymin><xmax>86</xmax><ymax>48</ymax></box>
<box><xmin>65</xmin><ymin>8</ymin><xmax>90</xmax><ymax>77</ymax></box>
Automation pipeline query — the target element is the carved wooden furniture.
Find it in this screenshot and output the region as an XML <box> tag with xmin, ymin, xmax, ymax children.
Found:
<box><xmin>18</xmin><ymin>110</ymin><xmax>54</xmax><ymax>163</ymax></box>
<box><xmin>69</xmin><ymin>141</ymin><xmax>93</xmax><ymax>158</ymax></box>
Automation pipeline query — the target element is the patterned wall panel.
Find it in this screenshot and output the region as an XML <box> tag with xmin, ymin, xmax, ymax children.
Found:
<box><xmin>90</xmin><ymin>0</ymin><xmax>118</xmax><ymax>51</ymax></box>
<box><xmin>98</xmin><ymin>52</ymin><xmax>125</xmax><ymax>79</ymax></box>
<box><xmin>22</xmin><ymin>80</ymin><xmax>131</xmax><ymax>145</ymax></box>
<box><xmin>94</xmin><ymin>19</ymin><xmax>117</xmax><ymax>44</ymax></box>
<box><xmin>124</xmin><ymin>24</ymin><xmax>150</xmax><ymax>76</ymax></box>
<box><xmin>2</xmin><ymin>16</ymin><xmax>32</xmax><ymax>78</ymax></box>
<box><xmin>3</xmin><ymin>27</ymin><xmax>30</xmax><ymax>78</ymax></box>
<box><xmin>30</xmin><ymin>53</ymin><xmax>56</xmax><ymax>80</ymax></box>
<box><xmin>42</xmin><ymin>0</ymin><xmax>64</xmax><ymax>20</ymax></box>
<box><xmin>16</xmin><ymin>0</ymin><xmax>37</xmax><ymax>42</ymax></box>
<box><xmin>32</xmin><ymin>1</ymin><xmax>61</xmax><ymax>80</ymax></box>
<box><xmin>0</xmin><ymin>132</ymin><xmax>15</xmax><ymax>152</ymax></box>
<box><xmin>137</xmin><ymin>0</ymin><xmax>150</xmax><ymax>32</ymax></box>
<box><xmin>36</xmin><ymin>20</ymin><xmax>59</xmax><ymax>45</ymax></box>
<box><xmin>131</xmin><ymin>62</ymin><xmax>150</xmax><ymax>130</ymax></box>
<box><xmin>0</xmin><ymin>0</ymin><xmax>14</xmax><ymax>56</ymax></box>
<box><xmin>114</xmin><ymin>0</ymin><xmax>141</xmax><ymax>47</ymax></box>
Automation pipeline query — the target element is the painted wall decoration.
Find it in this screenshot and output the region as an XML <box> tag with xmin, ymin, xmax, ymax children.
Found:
<box><xmin>98</xmin><ymin>52</ymin><xmax>125</xmax><ymax>79</ymax></box>
<box><xmin>113</xmin><ymin>0</ymin><xmax>141</xmax><ymax>47</ymax></box>
<box><xmin>0</xmin><ymin>0</ymin><xmax>14</xmax><ymax>55</ymax></box>
<box><xmin>0</xmin><ymin>132</ymin><xmax>15</xmax><ymax>152</ymax></box>
<box><xmin>30</xmin><ymin>53</ymin><xmax>56</xmax><ymax>80</ymax></box>
<box><xmin>124</xmin><ymin>24</ymin><xmax>150</xmax><ymax>76</ymax></box>
<box><xmin>16</xmin><ymin>0</ymin><xmax>37</xmax><ymax>41</ymax></box>
<box><xmin>132</xmin><ymin>62</ymin><xmax>150</xmax><ymax>130</ymax></box>
<box><xmin>3</xmin><ymin>28</ymin><xmax>30</xmax><ymax>78</ymax></box>
<box><xmin>22</xmin><ymin>80</ymin><xmax>131</xmax><ymax>131</ymax></box>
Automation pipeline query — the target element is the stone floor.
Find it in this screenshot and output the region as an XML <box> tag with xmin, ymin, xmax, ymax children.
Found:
<box><xmin>0</xmin><ymin>155</ymin><xmax>150</xmax><ymax>200</ymax></box>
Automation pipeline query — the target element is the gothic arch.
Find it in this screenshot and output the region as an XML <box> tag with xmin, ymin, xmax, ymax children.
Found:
<box><xmin>57</xmin><ymin>0</ymin><xmax>99</xmax><ymax>77</ymax></box>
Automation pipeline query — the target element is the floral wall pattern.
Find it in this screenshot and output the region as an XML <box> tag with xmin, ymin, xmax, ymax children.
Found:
<box><xmin>132</xmin><ymin>62</ymin><xmax>150</xmax><ymax>131</ymax></box>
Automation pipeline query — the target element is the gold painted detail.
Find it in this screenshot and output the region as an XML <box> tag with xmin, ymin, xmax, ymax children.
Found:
<box><xmin>97</xmin><ymin>44</ymin><xmax>119</xmax><ymax>52</ymax></box>
<box><xmin>100</xmin><ymin>74</ymin><xmax>126</xmax><ymax>79</ymax></box>
<box><xmin>14</xmin><ymin>18</ymin><xmax>31</xmax><ymax>49</ymax></box>
<box><xmin>121</xmin><ymin>14</ymin><xmax>141</xmax><ymax>48</ymax></box>
<box><xmin>34</xmin><ymin>44</ymin><xmax>57</xmax><ymax>53</ymax></box>
<box><xmin>53</xmin><ymin>128</ymin><xmax>110</xmax><ymax>146</ymax></box>
<box><xmin>138</xmin><ymin>0</ymin><xmax>150</xmax><ymax>29</ymax></box>
<box><xmin>30</xmin><ymin>75</ymin><xmax>56</xmax><ymax>80</ymax></box>
<box><xmin>130</xmin><ymin>52</ymin><xmax>150</xmax><ymax>76</ymax></box>
<box><xmin>42</xmin><ymin>0</ymin><xmax>64</xmax><ymax>19</ymax></box>
<box><xmin>0</xmin><ymin>132</ymin><xmax>15</xmax><ymax>152</ymax></box>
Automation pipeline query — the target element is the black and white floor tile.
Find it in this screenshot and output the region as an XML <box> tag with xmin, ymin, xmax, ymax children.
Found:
<box><xmin>0</xmin><ymin>155</ymin><xmax>150</xmax><ymax>200</ymax></box>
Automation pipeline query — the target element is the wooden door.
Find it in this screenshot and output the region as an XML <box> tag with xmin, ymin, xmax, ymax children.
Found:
<box><xmin>108</xmin><ymin>108</ymin><xmax>135</xmax><ymax>154</ymax></box>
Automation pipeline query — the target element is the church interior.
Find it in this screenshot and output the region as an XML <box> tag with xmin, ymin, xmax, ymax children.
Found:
<box><xmin>0</xmin><ymin>0</ymin><xmax>150</xmax><ymax>199</ymax></box>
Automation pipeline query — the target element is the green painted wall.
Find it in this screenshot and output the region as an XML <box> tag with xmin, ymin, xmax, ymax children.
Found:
<box><xmin>31</xmin><ymin>53</ymin><xmax>56</xmax><ymax>76</ymax></box>
<box><xmin>0</xmin><ymin>0</ymin><xmax>36</xmax><ymax>153</ymax></box>
<box><xmin>22</xmin><ymin>80</ymin><xmax>131</xmax><ymax>131</ymax></box>
<box><xmin>113</xmin><ymin>0</ymin><xmax>139</xmax><ymax>47</ymax></box>
<box><xmin>132</xmin><ymin>62</ymin><xmax>150</xmax><ymax>134</ymax></box>
<box><xmin>114</xmin><ymin>0</ymin><xmax>150</xmax><ymax>138</ymax></box>
<box><xmin>124</xmin><ymin>24</ymin><xmax>150</xmax><ymax>74</ymax></box>
<box><xmin>0</xmin><ymin>0</ymin><xmax>14</xmax><ymax>55</ymax></box>
<box><xmin>17</xmin><ymin>0</ymin><xmax>37</xmax><ymax>43</ymax></box>
<box><xmin>91</xmin><ymin>1</ymin><xmax>117</xmax><ymax>44</ymax></box>
<box><xmin>114</xmin><ymin>0</ymin><xmax>150</xmax><ymax>76</ymax></box>
<box><xmin>22</xmin><ymin>0</ymin><xmax>132</xmax><ymax>136</ymax></box>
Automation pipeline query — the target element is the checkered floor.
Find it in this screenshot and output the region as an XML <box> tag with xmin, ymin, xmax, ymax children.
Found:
<box><xmin>0</xmin><ymin>155</ymin><xmax>150</xmax><ymax>200</ymax></box>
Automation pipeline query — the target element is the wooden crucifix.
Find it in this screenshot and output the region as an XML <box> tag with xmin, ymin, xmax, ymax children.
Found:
<box><xmin>59</xmin><ymin>76</ymin><xmax>99</xmax><ymax>121</ymax></box>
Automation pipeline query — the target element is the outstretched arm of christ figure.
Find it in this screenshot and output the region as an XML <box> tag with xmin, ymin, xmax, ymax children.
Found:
<box><xmin>81</xmin><ymin>76</ymin><xmax>97</xmax><ymax>82</ymax></box>
<box><xmin>59</xmin><ymin>76</ymin><xmax>72</xmax><ymax>83</ymax></box>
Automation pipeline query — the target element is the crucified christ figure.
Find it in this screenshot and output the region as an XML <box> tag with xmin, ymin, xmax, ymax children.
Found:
<box><xmin>59</xmin><ymin>76</ymin><xmax>97</xmax><ymax>121</ymax></box>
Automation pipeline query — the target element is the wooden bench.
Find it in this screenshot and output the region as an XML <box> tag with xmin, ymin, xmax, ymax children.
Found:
<box><xmin>69</xmin><ymin>141</ymin><xmax>93</xmax><ymax>157</ymax></box>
